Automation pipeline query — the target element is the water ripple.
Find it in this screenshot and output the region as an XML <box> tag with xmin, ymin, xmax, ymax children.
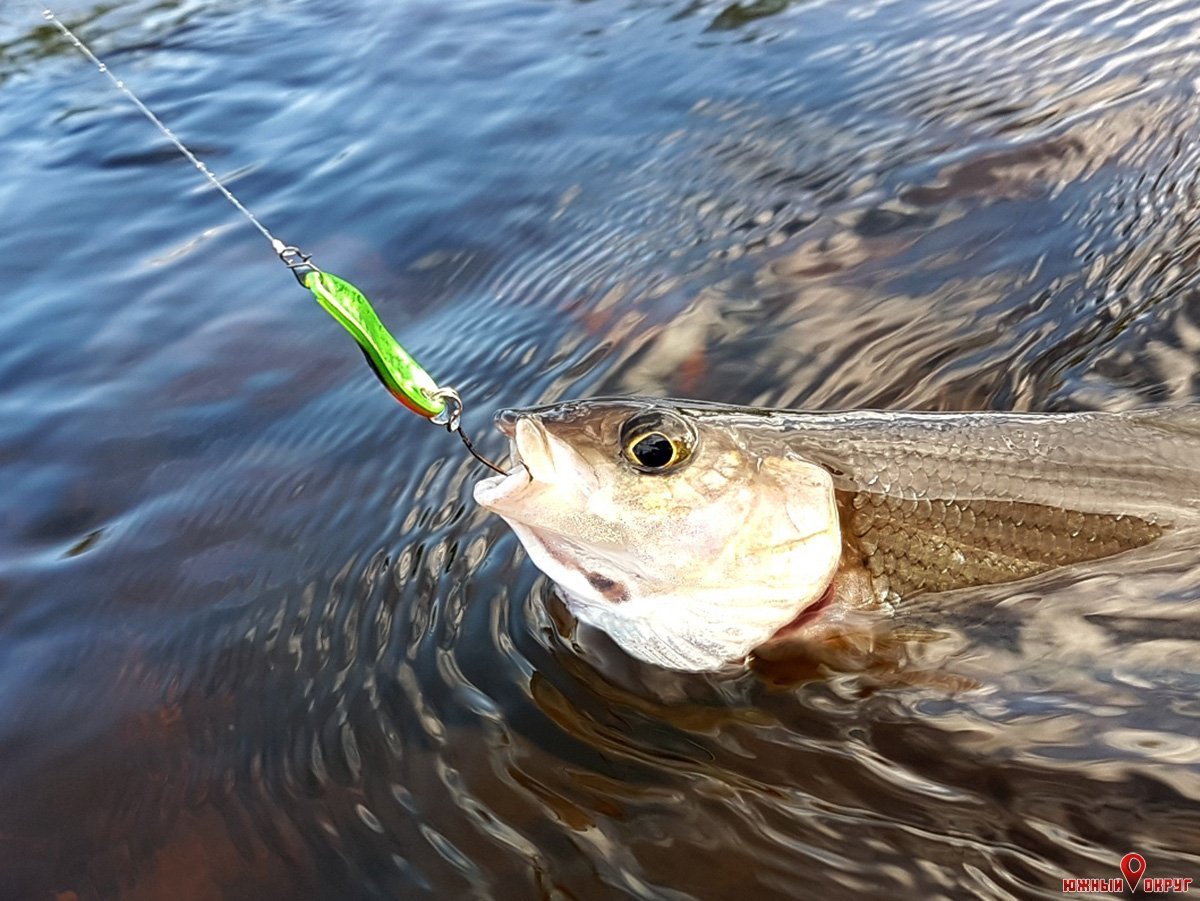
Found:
<box><xmin>2</xmin><ymin>0</ymin><xmax>1200</xmax><ymax>897</ymax></box>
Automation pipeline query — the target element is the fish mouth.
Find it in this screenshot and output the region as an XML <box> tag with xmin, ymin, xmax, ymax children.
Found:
<box><xmin>474</xmin><ymin>412</ymin><xmax>549</xmax><ymax>509</ymax></box>
<box><xmin>474</xmin><ymin>412</ymin><xmax>598</xmax><ymax>512</ymax></box>
<box><xmin>473</xmin><ymin>427</ymin><xmax>530</xmax><ymax>509</ymax></box>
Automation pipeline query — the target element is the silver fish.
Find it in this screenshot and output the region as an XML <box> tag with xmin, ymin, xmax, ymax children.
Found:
<box><xmin>473</xmin><ymin>398</ymin><xmax>1200</xmax><ymax>671</ymax></box>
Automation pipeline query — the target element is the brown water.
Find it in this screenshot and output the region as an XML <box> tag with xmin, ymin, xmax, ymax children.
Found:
<box><xmin>2</xmin><ymin>0</ymin><xmax>1200</xmax><ymax>897</ymax></box>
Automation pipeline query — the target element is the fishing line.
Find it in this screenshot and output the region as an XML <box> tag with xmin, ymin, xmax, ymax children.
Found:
<box><xmin>39</xmin><ymin>7</ymin><xmax>280</xmax><ymax>250</ymax></box>
<box><xmin>37</xmin><ymin>5</ymin><xmax>507</xmax><ymax>475</ymax></box>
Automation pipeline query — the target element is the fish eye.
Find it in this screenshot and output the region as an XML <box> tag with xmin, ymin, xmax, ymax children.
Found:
<box><xmin>626</xmin><ymin>431</ymin><xmax>679</xmax><ymax>469</ymax></box>
<box><xmin>619</xmin><ymin>410</ymin><xmax>696</xmax><ymax>473</ymax></box>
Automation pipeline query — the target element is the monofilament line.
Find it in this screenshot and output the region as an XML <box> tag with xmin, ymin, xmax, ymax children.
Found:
<box><xmin>40</xmin><ymin>5</ymin><xmax>288</xmax><ymax>255</ymax></box>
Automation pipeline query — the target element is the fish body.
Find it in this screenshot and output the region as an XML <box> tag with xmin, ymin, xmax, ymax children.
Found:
<box><xmin>473</xmin><ymin>398</ymin><xmax>1200</xmax><ymax>671</ymax></box>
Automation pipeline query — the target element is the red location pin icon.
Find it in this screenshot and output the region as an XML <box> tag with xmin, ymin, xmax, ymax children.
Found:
<box><xmin>1120</xmin><ymin>852</ymin><xmax>1146</xmax><ymax>892</ymax></box>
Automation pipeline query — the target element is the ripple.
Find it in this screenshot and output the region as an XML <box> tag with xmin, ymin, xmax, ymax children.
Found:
<box><xmin>1104</xmin><ymin>729</ymin><xmax>1200</xmax><ymax>764</ymax></box>
<box><xmin>2</xmin><ymin>0</ymin><xmax>1200</xmax><ymax>897</ymax></box>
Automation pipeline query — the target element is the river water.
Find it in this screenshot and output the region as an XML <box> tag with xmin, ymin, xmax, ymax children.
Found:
<box><xmin>2</xmin><ymin>0</ymin><xmax>1200</xmax><ymax>898</ymax></box>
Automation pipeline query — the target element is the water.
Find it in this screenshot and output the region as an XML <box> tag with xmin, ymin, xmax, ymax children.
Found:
<box><xmin>2</xmin><ymin>0</ymin><xmax>1200</xmax><ymax>897</ymax></box>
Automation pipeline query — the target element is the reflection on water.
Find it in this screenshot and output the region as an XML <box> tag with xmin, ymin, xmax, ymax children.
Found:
<box><xmin>1</xmin><ymin>0</ymin><xmax>1199</xmax><ymax>897</ymax></box>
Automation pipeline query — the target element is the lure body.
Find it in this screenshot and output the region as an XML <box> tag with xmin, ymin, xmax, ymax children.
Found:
<box><xmin>304</xmin><ymin>271</ymin><xmax>445</xmax><ymax>418</ymax></box>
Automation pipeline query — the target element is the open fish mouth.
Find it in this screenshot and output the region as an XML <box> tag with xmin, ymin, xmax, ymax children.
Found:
<box><xmin>474</xmin><ymin>444</ymin><xmax>528</xmax><ymax>508</ymax></box>
<box><xmin>475</xmin><ymin>413</ymin><xmax>600</xmax><ymax>510</ymax></box>
<box><xmin>473</xmin><ymin>421</ymin><xmax>530</xmax><ymax>509</ymax></box>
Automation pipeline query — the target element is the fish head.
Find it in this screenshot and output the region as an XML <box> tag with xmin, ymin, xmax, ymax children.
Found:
<box><xmin>473</xmin><ymin>398</ymin><xmax>842</xmax><ymax>671</ymax></box>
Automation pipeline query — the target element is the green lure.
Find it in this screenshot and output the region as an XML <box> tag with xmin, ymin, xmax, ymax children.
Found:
<box><xmin>304</xmin><ymin>270</ymin><xmax>446</xmax><ymax>418</ymax></box>
<box><xmin>40</xmin><ymin>3</ymin><xmax>486</xmax><ymax>440</ymax></box>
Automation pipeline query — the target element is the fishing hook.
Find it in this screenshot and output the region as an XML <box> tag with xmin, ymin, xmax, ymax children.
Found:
<box><xmin>431</xmin><ymin>387</ymin><xmax>508</xmax><ymax>475</ymax></box>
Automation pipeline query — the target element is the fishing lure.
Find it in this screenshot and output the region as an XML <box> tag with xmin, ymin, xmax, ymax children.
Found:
<box><xmin>38</xmin><ymin>5</ymin><xmax>504</xmax><ymax>473</ymax></box>
<box><xmin>308</xmin><ymin>271</ymin><xmax>446</xmax><ymax>419</ymax></box>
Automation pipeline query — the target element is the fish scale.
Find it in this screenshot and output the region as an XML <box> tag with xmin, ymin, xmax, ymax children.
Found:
<box><xmin>837</xmin><ymin>491</ymin><xmax>1164</xmax><ymax>598</ymax></box>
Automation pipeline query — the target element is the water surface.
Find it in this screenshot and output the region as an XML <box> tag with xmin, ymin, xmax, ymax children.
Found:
<box><xmin>1</xmin><ymin>0</ymin><xmax>1199</xmax><ymax>897</ymax></box>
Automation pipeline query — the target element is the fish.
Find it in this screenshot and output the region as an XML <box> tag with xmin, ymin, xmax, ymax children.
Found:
<box><xmin>473</xmin><ymin>398</ymin><xmax>1200</xmax><ymax>672</ymax></box>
